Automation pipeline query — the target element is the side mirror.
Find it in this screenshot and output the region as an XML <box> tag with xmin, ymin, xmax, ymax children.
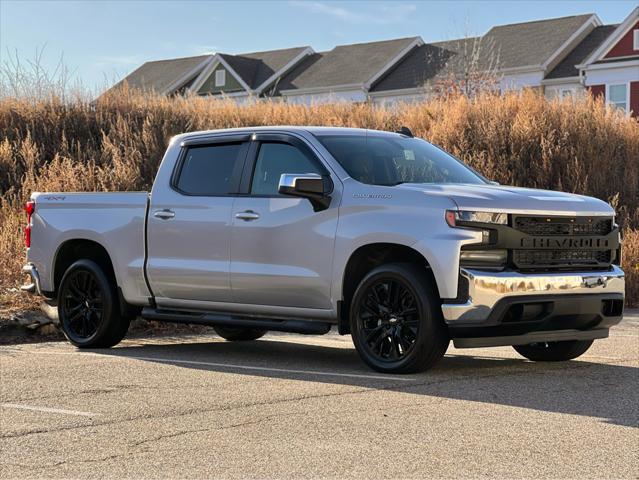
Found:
<box><xmin>278</xmin><ymin>173</ymin><xmax>332</xmax><ymax>211</ymax></box>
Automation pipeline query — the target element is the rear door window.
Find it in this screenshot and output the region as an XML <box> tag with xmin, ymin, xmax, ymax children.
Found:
<box><xmin>176</xmin><ymin>143</ymin><xmax>247</xmax><ymax>195</ymax></box>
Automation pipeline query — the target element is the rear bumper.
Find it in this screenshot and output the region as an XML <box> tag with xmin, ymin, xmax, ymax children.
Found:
<box><xmin>441</xmin><ymin>266</ymin><xmax>625</xmax><ymax>348</ymax></box>
<box><xmin>21</xmin><ymin>263</ymin><xmax>43</xmax><ymax>296</ymax></box>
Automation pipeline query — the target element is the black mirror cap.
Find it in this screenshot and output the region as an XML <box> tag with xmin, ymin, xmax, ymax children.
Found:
<box><xmin>278</xmin><ymin>174</ymin><xmax>333</xmax><ymax>211</ymax></box>
<box><xmin>294</xmin><ymin>176</ymin><xmax>325</xmax><ymax>195</ymax></box>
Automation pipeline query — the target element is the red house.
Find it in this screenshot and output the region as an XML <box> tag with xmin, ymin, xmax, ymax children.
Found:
<box><xmin>578</xmin><ymin>7</ymin><xmax>639</xmax><ymax>117</ymax></box>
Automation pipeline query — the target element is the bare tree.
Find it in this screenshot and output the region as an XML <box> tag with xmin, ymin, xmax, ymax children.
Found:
<box><xmin>0</xmin><ymin>45</ymin><xmax>80</xmax><ymax>101</ymax></box>
<box><xmin>425</xmin><ymin>22</ymin><xmax>503</xmax><ymax>98</ymax></box>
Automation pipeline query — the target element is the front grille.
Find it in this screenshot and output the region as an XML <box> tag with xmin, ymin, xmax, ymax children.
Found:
<box><xmin>513</xmin><ymin>249</ymin><xmax>611</xmax><ymax>269</ymax></box>
<box><xmin>514</xmin><ymin>216</ymin><xmax>612</xmax><ymax>236</ymax></box>
<box><xmin>509</xmin><ymin>215</ymin><xmax>616</xmax><ymax>271</ymax></box>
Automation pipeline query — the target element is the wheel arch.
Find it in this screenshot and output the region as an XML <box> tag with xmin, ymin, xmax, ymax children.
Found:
<box><xmin>53</xmin><ymin>238</ymin><xmax>139</xmax><ymax>317</ymax></box>
<box><xmin>338</xmin><ymin>242</ymin><xmax>439</xmax><ymax>334</ymax></box>
<box><xmin>53</xmin><ymin>239</ymin><xmax>118</xmax><ymax>295</ymax></box>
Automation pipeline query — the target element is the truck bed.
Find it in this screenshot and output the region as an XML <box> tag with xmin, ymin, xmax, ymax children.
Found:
<box><xmin>27</xmin><ymin>192</ymin><xmax>151</xmax><ymax>305</ymax></box>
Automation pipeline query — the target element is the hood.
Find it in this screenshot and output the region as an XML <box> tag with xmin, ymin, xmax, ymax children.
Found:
<box><xmin>396</xmin><ymin>184</ymin><xmax>614</xmax><ymax>216</ymax></box>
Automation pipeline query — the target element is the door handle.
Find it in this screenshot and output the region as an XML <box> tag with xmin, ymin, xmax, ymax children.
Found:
<box><xmin>153</xmin><ymin>209</ymin><xmax>175</xmax><ymax>220</ymax></box>
<box><xmin>235</xmin><ymin>210</ymin><xmax>260</xmax><ymax>221</ymax></box>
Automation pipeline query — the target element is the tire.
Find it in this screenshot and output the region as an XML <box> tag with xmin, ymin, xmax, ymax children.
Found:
<box><xmin>57</xmin><ymin>259</ymin><xmax>130</xmax><ymax>348</ymax></box>
<box><xmin>214</xmin><ymin>326</ymin><xmax>267</xmax><ymax>341</ymax></box>
<box><xmin>513</xmin><ymin>340</ymin><xmax>594</xmax><ymax>362</ymax></box>
<box><xmin>350</xmin><ymin>263</ymin><xmax>449</xmax><ymax>374</ymax></box>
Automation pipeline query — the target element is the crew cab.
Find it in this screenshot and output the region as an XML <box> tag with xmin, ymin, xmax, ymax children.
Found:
<box><xmin>22</xmin><ymin>127</ymin><xmax>625</xmax><ymax>373</ymax></box>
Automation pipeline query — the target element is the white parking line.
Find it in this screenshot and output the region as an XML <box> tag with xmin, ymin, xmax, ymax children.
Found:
<box><xmin>1</xmin><ymin>403</ymin><xmax>100</xmax><ymax>417</ymax></box>
<box><xmin>18</xmin><ymin>349</ymin><xmax>415</xmax><ymax>382</ymax></box>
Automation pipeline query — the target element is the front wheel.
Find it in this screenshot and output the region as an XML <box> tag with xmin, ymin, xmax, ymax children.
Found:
<box><xmin>513</xmin><ymin>340</ymin><xmax>593</xmax><ymax>362</ymax></box>
<box><xmin>350</xmin><ymin>263</ymin><xmax>449</xmax><ymax>374</ymax></box>
<box><xmin>58</xmin><ymin>259</ymin><xmax>129</xmax><ymax>348</ymax></box>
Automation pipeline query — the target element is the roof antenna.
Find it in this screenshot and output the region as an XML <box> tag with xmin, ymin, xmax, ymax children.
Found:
<box><xmin>396</xmin><ymin>126</ymin><xmax>413</xmax><ymax>137</ymax></box>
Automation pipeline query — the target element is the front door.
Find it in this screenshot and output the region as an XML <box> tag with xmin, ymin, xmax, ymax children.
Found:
<box><xmin>230</xmin><ymin>135</ymin><xmax>339</xmax><ymax>309</ymax></box>
<box><xmin>146</xmin><ymin>136</ymin><xmax>249</xmax><ymax>307</ymax></box>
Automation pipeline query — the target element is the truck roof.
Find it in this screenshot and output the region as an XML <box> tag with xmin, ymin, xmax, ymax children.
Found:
<box><xmin>171</xmin><ymin>126</ymin><xmax>406</xmax><ymax>144</ymax></box>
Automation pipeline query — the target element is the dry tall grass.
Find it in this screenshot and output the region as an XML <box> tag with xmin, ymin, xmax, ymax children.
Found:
<box><xmin>0</xmin><ymin>90</ymin><xmax>637</xmax><ymax>314</ymax></box>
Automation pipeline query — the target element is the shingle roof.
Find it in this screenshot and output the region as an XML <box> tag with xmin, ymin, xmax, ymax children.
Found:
<box><xmin>372</xmin><ymin>15</ymin><xmax>598</xmax><ymax>92</ymax></box>
<box><xmin>113</xmin><ymin>55</ymin><xmax>212</xmax><ymax>93</ymax></box>
<box><xmin>545</xmin><ymin>25</ymin><xmax>618</xmax><ymax>79</ymax></box>
<box><xmin>112</xmin><ymin>47</ymin><xmax>310</xmax><ymax>96</ymax></box>
<box><xmin>371</xmin><ymin>38</ymin><xmax>478</xmax><ymax>92</ymax></box>
<box><xmin>108</xmin><ymin>13</ymin><xmax>600</xmax><ymax>98</ymax></box>
<box><xmin>278</xmin><ymin>37</ymin><xmax>419</xmax><ymax>91</ymax></box>
<box><xmin>220</xmin><ymin>46</ymin><xmax>310</xmax><ymax>89</ymax></box>
<box><xmin>483</xmin><ymin>14</ymin><xmax>595</xmax><ymax>69</ymax></box>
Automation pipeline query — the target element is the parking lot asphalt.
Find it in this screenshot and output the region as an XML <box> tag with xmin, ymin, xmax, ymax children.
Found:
<box><xmin>1</xmin><ymin>313</ymin><xmax>638</xmax><ymax>479</ymax></box>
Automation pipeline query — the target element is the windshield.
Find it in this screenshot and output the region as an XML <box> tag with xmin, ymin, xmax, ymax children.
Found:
<box><xmin>316</xmin><ymin>134</ymin><xmax>486</xmax><ymax>186</ymax></box>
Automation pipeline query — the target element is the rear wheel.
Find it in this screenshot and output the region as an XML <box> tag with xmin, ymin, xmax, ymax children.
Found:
<box><xmin>214</xmin><ymin>326</ymin><xmax>267</xmax><ymax>341</ymax></box>
<box><xmin>513</xmin><ymin>340</ymin><xmax>593</xmax><ymax>361</ymax></box>
<box><xmin>58</xmin><ymin>259</ymin><xmax>129</xmax><ymax>348</ymax></box>
<box><xmin>350</xmin><ymin>263</ymin><xmax>449</xmax><ymax>374</ymax></box>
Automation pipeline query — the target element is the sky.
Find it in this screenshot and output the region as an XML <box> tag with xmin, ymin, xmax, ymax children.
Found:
<box><xmin>0</xmin><ymin>0</ymin><xmax>635</xmax><ymax>92</ymax></box>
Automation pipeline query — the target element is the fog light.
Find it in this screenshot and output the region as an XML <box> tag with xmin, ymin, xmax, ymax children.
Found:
<box><xmin>460</xmin><ymin>249</ymin><xmax>507</xmax><ymax>267</ymax></box>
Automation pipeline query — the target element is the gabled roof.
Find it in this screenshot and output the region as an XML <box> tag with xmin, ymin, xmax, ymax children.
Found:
<box><xmin>578</xmin><ymin>6</ymin><xmax>639</xmax><ymax>66</ymax></box>
<box><xmin>372</xmin><ymin>14</ymin><xmax>603</xmax><ymax>93</ymax></box>
<box><xmin>545</xmin><ymin>25</ymin><xmax>618</xmax><ymax>79</ymax></box>
<box><xmin>218</xmin><ymin>46</ymin><xmax>312</xmax><ymax>90</ymax></box>
<box><xmin>110</xmin><ymin>55</ymin><xmax>212</xmax><ymax>94</ymax></box>
<box><xmin>278</xmin><ymin>37</ymin><xmax>422</xmax><ymax>93</ymax></box>
<box><xmin>370</xmin><ymin>38</ymin><xmax>478</xmax><ymax>92</ymax></box>
<box><xmin>111</xmin><ymin>47</ymin><xmax>312</xmax><ymax>97</ymax></box>
<box><xmin>483</xmin><ymin>13</ymin><xmax>597</xmax><ymax>70</ymax></box>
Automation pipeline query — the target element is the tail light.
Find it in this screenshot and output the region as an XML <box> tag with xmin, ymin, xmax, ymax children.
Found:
<box><xmin>25</xmin><ymin>200</ymin><xmax>35</xmax><ymax>248</ymax></box>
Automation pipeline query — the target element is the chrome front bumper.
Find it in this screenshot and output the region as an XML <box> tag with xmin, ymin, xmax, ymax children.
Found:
<box><xmin>21</xmin><ymin>263</ymin><xmax>43</xmax><ymax>296</ymax></box>
<box><xmin>441</xmin><ymin>265</ymin><xmax>625</xmax><ymax>324</ymax></box>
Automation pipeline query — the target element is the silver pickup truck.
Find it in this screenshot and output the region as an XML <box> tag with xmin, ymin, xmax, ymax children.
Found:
<box><xmin>22</xmin><ymin>126</ymin><xmax>625</xmax><ymax>373</ymax></box>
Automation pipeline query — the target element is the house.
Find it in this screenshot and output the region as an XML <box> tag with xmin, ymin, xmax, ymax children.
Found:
<box><xmin>373</xmin><ymin>8</ymin><xmax>638</xmax><ymax>116</ymax></box>
<box><xmin>107</xmin><ymin>8</ymin><xmax>638</xmax><ymax>116</ymax></box>
<box><xmin>369</xmin><ymin>14</ymin><xmax>605</xmax><ymax>104</ymax></box>
<box><xmin>274</xmin><ymin>37</ymin><xmax>423</xmax><ymax>104</ymax></box>
<box><xmin>577</xmin><ymin>6</ymin><xmax>639</xmax><ymax>116</ymax></box>
<box><xmin>106</xmin><ymin>46</ymin><xmax>315</xmax><ymax>101</ymax></box>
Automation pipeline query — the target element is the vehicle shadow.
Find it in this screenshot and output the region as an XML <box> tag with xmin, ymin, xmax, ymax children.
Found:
<box><xmin>95</xmin><ymin>336</ymin><xmax>639</xmax><ymax>428</ymax></box>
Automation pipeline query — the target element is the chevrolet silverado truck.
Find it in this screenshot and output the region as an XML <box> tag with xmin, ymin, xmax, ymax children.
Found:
<box><xmin>22</xmin><ymin>126</ymin><xmax>625</xmax><ymax>373</ymax></box>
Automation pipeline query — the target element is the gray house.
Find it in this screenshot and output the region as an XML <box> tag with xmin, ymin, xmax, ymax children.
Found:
<box><xmin>107</xmin><ymin>46</ymin><xmax>314</xmax><ymax>101</ymax></box>
<box><xmin>106</xmin><ymin>8</ymin><xmax>638</xmax><ymax>112</ymax></box>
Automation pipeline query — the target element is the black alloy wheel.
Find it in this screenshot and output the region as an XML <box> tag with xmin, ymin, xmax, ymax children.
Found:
<box><xmin>213</xmin><ymin>326</ymin><xmax>267</xmax><ymax>341</ymax></box>
<box><xmin>58</xmin><ymin>259</ymin><xmax>129</xmax><ymax>348</ymax></box>
<box><xmin>60</xmin><ymin>269</ymin><xmax>104</xmax><ymax>340</ymax></box>
<box><xmin>513</xmin><ymin>340</ymin><xmax>594</xmax><ymax>361</ymax></box>
<box><xmin>356</xmin><ymin>277</ymin><xmax>420</xmax><ymax>361</ymax></box>
<box><xmin>350</xmin><ymin>263</ymin><xmax>449</xmax><ymax>374</ymax></box>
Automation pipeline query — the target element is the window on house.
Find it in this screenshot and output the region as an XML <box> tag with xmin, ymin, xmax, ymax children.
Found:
<box><xmin>608</xmin><ymin>84</ymin><xmax>628</xmax><ymax>112</ymax></box>
<box><xmin>215</xmin><ymin>70</ymin><xmax>226</xmax><ymax>88</ymax></box>
<box><xmin>634</xmin><ymin>29</ymin><xmax>639</xmax><ymax>50</ymax></box>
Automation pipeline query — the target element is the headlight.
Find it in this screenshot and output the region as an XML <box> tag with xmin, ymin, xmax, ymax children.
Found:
<box><xmin>446</xmin><ymin>210</ymin><xmax>508</xmax><ymax>227</ymax></box>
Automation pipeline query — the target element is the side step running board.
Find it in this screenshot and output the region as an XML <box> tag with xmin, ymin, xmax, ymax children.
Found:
<box><xmin>141</xmin><ymin>307</ymin><xmax>332</xmax><ymax>335</ymax></box>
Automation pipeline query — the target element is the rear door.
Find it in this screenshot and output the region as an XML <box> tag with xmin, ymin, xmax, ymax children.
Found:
<box><xmin>146</xmin><ymin>135</ymin><xmax>249</xmax><ymax>307</ymax></box>
<box><xmin>230</xmin><ymin>133</ymin><xmax>339</xmax><ymax>309</ymax></box>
